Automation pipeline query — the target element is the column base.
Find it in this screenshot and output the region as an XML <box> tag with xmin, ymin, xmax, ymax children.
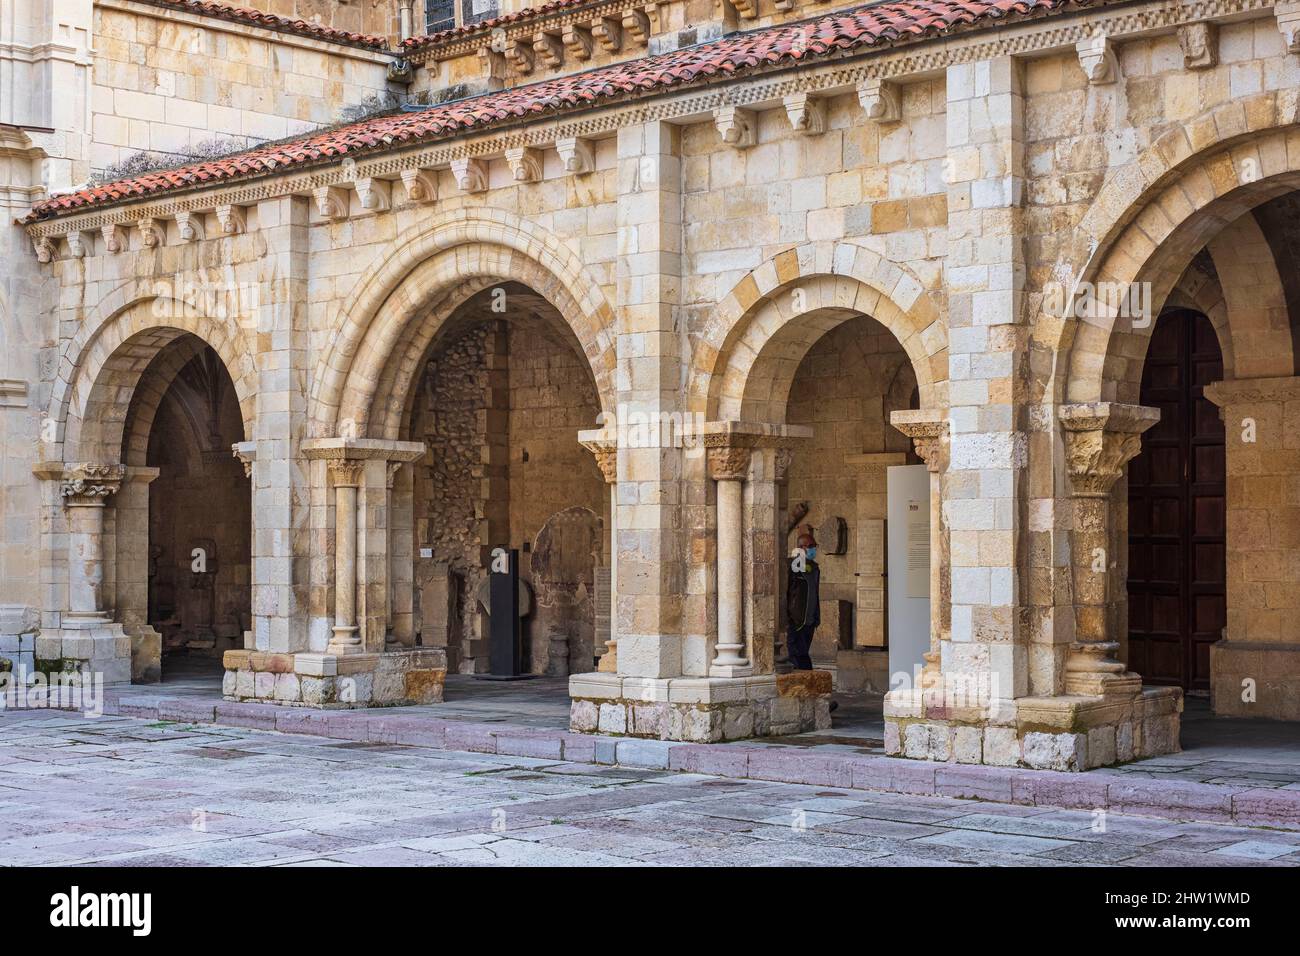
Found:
<box><xmin>596</xmin><ymin>640</ymin><xmax>618</xmax><ymax>673</ymax></box>
<box><xmin>568</xmin><ymin>670</ymin><xmax>832</xmax><ymax>742</ymax></box>
<box><xmin>883</xmin><ymin>685</ymin><xmax>1183</xmax><ymax>771</ymax></box>
<box><xmin>1211</xmin><ymin>639</ymin><xmax>1300</xmax><ymax>720</ymax></box>
<box><xmin>34</xmin><ymin>620</ymin><xmax>133</xmax><ymax>685</ymax></box>
<box><xmin>222</xmin><ymin>648</ymin><xmax>447</xmax><ymax>708</ymax></box>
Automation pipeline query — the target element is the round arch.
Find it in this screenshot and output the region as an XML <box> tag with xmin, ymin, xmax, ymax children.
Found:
<box><xmin>51</xmin><ymin>290</ymin><xmax>256</xmax><ymax>464</ymax></box>
<box><xmin>1046</xmin><ymin>92</ymin><xmax>1300</xmax><ymax>403</ymax></box>
<box><xmin>310</xmin><ymin>209</ymin><xmax>616</xmax><ymax>439</ymax></box>
<box><xmin>692</xmin><ymin>241</ymin><xmax>946</xmax><ymax>421</ymax></box>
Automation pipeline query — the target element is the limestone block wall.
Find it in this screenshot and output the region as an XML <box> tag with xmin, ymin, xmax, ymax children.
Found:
<box><xmin>91</xmin><ymin>2</ymin><xmax>395</xmax><ymax>174</ymax></box>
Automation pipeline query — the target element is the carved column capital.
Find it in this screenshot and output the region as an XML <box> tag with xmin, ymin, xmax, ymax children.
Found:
<box><xmin>60</xmin><ymin>463</ymin><xmax>126</xmax><ymax>504</ymax></box>
<box><xmin>327</xmin><ymin>459</ymin><xmax>365</xmax><ymax>488</ymax></box>
<box><xmin>232</xmin><ymin>441</ymin><xmax>255</xmax><ymax>478</ymax></box>
<box><xmin>891</xmin><ymin>409</ymin><xmax>949</xmax><ymax>473</ymax></box>
<box><xmin>578</xmin><ymin>430</ymin><xmax>618</xmax><ymax>484</ymax></box>
<box><xmin>1059</xmin><ymin>402</ymin><xmax>1159</xmax><ymax>497</ymax></box>
<box><xmin>706</xmin><ymin>443</ymin><xmax>752</xmax><ymax>481</ymax></box>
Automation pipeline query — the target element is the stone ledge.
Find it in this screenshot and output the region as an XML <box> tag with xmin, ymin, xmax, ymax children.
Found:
<box><xmin>17</xmin><ymin>690</ymin><xmax>1300</xmax><ymax>831</ymax></box>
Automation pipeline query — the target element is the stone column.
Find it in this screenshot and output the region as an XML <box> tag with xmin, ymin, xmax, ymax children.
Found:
<box><xmin>709</xmin><ymin>442</ymin><xmax>752</xmax><ymax>677</ymax></box>
<box><xmin>579</xmin><ymin>431</ymin><xmax>619</xmax><ymax>672</ymax></box>
<box><xmin>1059</xmin><ymin>402</ymin><xmax>1159</xmax><ymax>697</ymax></box>
<box><xmin>892</xmin><ymin>411</ymin><xmax>951</xmax><ymax>675</ymax></box>
<box><xmin>384</xmin><ymin>460</ymin><xmax>403</xmax><ymax>645</ymax></box>
<box><xmin>328</xmin><ymin>459</ymin><xmax>364</xmax><ymax>654</ymax></box>
<box><xmin>61</xmin><ymin>464</ymin><xmax>126</xmax><ymax>622</ymax></box>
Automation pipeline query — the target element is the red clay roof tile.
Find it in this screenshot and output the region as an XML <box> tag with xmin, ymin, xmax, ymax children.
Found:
<box><xmin>26</xmin><ymin>0</ymin><xmax>1098</xmax><ymax>223</ymax></box>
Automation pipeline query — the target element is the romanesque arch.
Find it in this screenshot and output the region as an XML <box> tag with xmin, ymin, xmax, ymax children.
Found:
<box><xmin>310</xmin><ymin>208</ymin><xmax>617</xmax><ymax>439</ymax></box>
<box><xmin>1047</xmin><ymin>93</ymin><xmax>1300</xmax><ymax>404</ymax></box>
<box><xmin>52</xmin><ymin>287</ymin><xmax>256</xmax><ymax>464</ymax></box>
<box><xmin>690</xmin><ymin>241</ymin><xmax>946</xmax><ymax>421</ymax></box>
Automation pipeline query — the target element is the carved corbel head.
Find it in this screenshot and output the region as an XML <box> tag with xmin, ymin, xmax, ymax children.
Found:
<box><xmin>505</xmin><ymin>146</ymin><xmax>542</xmax><ymax>183</ymax></box>
<box><xmin>714</xmin><ymin>106</ymin><xmax>756</xmax><ymax>149</ymax></box>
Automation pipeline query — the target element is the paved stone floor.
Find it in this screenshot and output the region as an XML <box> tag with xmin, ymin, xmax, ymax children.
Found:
<box><xmin>143</xmin><ymin>658</ymin><xmax>1300</xmax><ymax>787</ymax></box>
<box><xmin>3</xmin><ymin>709</ymin><xmax>1299</xmax><ymax>867</ymax></box>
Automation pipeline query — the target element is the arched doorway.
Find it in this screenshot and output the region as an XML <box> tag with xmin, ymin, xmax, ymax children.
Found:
<box><xmin>133</xmin><ymin>342</ymin><xmax>252</xmax><ymax>674</ymax></box>
<box><xmin>781</xmin><ymin>312</ymin><xmax>921</xmax><ymax>692</ymax></box>
<box><xmin>1126</xmin><ymin>309</ymin><xmax>1226</xmax><ymax>693</ymax></box>
<box><xmin>400</xmin><ymin>283</ymin><xmax>607</xmax><ymax>678</ymax></box>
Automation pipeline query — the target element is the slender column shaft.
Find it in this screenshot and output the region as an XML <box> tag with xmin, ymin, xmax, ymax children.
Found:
<box><xmin>328</xmin><ymin>459</ymin><xmax>364</xmax><ymax>651</ymax></box>
<box><xmin>715</xmin><ymin>477</ymin><xmax>744</xmax><ymax>665</ymax></box>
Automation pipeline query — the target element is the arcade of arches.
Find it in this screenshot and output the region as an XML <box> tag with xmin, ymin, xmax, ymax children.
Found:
<box><xmin>11</xmin><ymin>0</ymin><xmax>1300</xmax><ymax>773</ymax></box>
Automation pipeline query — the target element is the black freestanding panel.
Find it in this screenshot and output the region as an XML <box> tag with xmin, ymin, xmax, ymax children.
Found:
<box><xmin>488</xmin><ymin>547</ymin><xmax>521</xmax><ymax>676</ymax></box>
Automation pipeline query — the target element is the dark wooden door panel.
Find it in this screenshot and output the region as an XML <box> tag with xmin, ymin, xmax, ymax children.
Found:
<box><xmin>1127</xmin><ymin>310</ymin><xmax>1226</xmax><ymax>692</ymax></box>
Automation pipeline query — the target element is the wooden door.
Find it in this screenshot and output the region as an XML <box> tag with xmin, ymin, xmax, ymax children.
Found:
<box><xmin>1127</xmin><ymin>310</ymin><xmax>1226</xmax><ymax>691</ymax></box>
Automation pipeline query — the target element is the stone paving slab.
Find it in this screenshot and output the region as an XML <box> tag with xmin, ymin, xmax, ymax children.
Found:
<box><xmin>9</xmin><ymin>687</ymin><xmax>1300</xmax><ymax>834</ymax></box>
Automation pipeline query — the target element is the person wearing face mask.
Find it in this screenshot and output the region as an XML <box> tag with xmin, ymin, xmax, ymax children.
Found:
<box><xmin>786</xmin><ymin>525</ymin><xmax>821</xmax><ymax>671</ymax></box>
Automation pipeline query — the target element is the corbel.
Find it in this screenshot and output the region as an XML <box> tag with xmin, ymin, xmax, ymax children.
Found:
<box><xmin>215</xmin><ymin>204</ymin><xmax>246</xmax><ymax>235</ymax></box>
<box><xmin>505</xmin><ymin>146</ymin><xmax>543</xmax><ymax>183</ymax></box>
<box><xmin>857</xmin><ymin>78</ymin><xmax>901</xmax><ymax>124</ymax></box>
<box><xmin>556</xmin><ymin>136</ymin><xmax>595</xmax><ymax>175</ymax></box>
<box><xmin>533</xmin><ymin>31</ymin><xmax>564</xmax><ymax>68</ymax></box>
<box><xmin>137</xmin><ymin>217</ymin><xmax>162</xmax><ymax>248</ymax></box>
<box><xmin>783</xmin><ymin>92</ymin><xmax>826</xmax><ymax>135</ymax></box>
<box><xmin>176</xmin><ymin>210</ymin><xmax>205</xmax><ymax>241</ymax></box>
<box><xmin>1177</xmin><ymin>22</ymin><xmax>1217</xmax><ymax>70</ymax></box>
<box><xmin>714</xmin><ymin>105</ymin><xmax>756</xmax><ymax>149</ymax></box>
<box><xmin>313</xmin><ymin>185</ymin><xmax>350</xmax><ymax>219</ymax></box>
<box><xmin>622</xmin><ymin>8</ymin><xmax>650</xmax><ymax>45</ymax></box>
<box><xmin>1076</xmin><ymin>32</ymin><xmax>1119</xmax><ymax>85</ymax></box>
<box><xmin>33</xmin><ymin>236</ymin><xmax>55</xmax><ymax>263</ymax></box>
<box><xmin>401</xmin><ymin>167</ymin><xmax>438</xmax><ymax>203</ymax></box>
<box><xmin>563</xmin><ymin>23</ymin><xmax>593</xmax><ymax>60</ymax></box>
<box><xmin>354</xmin><ymin>177</ymin><xmax>391</xmax><ymax>212</ymax></box>
<box><xmin>101</xmin><ymin>224</ymin><xmax>123</xmax><ymax>253</ymax></box>
<box><xmin>505</xmin><ymin>37</ymin><xmax>535</xmax><ymax>75</ymax></box>
<box><xmin>450</xmin><ymin>157</ymin><xmax>488</xmax><ymax>193</ymax></box>
<box><xmin>592</xmin><ymin>16</ymin><xmax>622</xmax><ymax>52</ymax></box>
<box><xmin>65</xmin><ymin>230</ymin><xmax>86</xmax><ymax>258</ymax></box>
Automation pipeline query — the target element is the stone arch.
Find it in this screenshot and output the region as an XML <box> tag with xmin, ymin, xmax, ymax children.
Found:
<box><xmin>52</xmin><ymin>289</ymin><xmax>256</xmax><ymax>464</ymax></box>
<box><xmin>310</xmin><ymin>209</ymin><xmax>616</xmax><ymax>439</ymax></box>
<box><xmin>1049</xmin><ymin>92</ymin><xmax>1300</xmax><ymax>403</ymax></box>
<box><xmin>693</xmin><ymin>242</ymin><xmax>945</xmax><ymax>421</ymax></box>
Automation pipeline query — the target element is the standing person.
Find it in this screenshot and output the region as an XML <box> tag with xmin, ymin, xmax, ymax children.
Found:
<box><xmin>786</xmin><ymin>525</ymin><xmax>820</xmax><ymax>671</ymax></box>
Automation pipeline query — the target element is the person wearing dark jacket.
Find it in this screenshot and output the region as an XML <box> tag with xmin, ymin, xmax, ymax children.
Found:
<box><xmin>786</xmin><ymin>526</ymin><xmax>821</xmax><ymax>671</ymax></box>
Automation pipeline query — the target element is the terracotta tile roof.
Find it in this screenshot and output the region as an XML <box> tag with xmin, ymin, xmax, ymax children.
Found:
<box><xmin>133</xmin><ymin>0</ymin><xmax>390</xmax><ymax>50</ymax></box>
<box><xmin>26</xmin><ymin>0</ymin><xmax>1097</xmax><ymax>223</ymax></box>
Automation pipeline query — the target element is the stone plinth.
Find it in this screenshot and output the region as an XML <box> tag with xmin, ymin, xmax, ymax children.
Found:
<box><xmin>568</xmin><ymin>670</ymin><xmax>832</xmax><ymax>742</ymax></box>
<box><xmin>222</xmin><ymin>648</ymin><xmax>447</xmax><ymax>708</ymax></box>
<box><xmin>883</xmin><ymin>685</ymin><xmax>1182</xmax><ymax>771</ymax></box>
<box><xmin>35</xmin><ymin>620</ymin><xmax>133</xmax><ymax>685</ymax></box>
